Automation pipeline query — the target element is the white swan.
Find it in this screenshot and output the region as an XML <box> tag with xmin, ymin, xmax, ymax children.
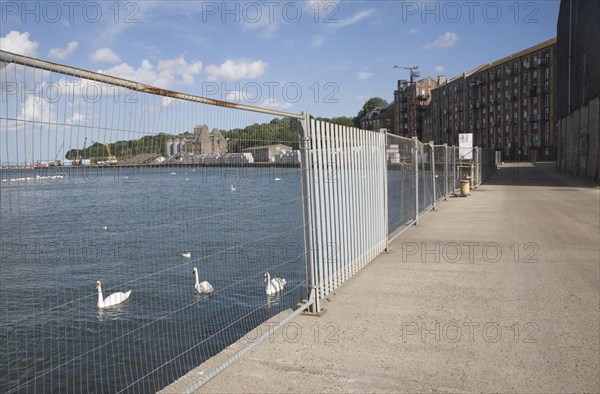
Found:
<box><xmin>96</xmin><ymin>281</ymin><xmax>131</xmax><ymax>308</ymax></box>
<box><xmin>264</xmin><ymin>272</ymin><xmax>286</xmax><ymax>295</ymax></box>
<box><xmin>181</xmin><ymin>252</ymin><xmax>191</xmax><ymax>259</ymax></box>
<box><xmin>230</xmin><ymin>185</ymin><xmax>236</xmax><ymax>191</ymax></box>
<box><xmin>193</xmin><ymin>267</ymin><xmax>214</xmax><ymax>294</ymax></box>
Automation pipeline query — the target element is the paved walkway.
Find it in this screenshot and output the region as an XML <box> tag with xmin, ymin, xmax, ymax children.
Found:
<box><xmin>198</xmin><ymin>163</ymin><xmax>599</xmax><ymax>393</ymax></box>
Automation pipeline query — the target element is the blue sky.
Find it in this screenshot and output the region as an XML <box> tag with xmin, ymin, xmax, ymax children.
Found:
<box><xmin>1</xmin><ymin>0</ymin><xmax>560</xmax><ymax>120</ymax></box>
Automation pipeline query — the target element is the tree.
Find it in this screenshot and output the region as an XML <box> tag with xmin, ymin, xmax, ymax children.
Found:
<box><xmin>314</xmin><ymin>116</ymin><xmax>355</xmax><ymax>127</ymax></box>
<box><xmin>355</xmin><ymin>97</ymin><xmax>389</xmax><ymax>127</ymax></box>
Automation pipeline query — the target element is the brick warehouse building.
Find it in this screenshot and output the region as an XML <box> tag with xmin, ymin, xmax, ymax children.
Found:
<box><xmin>393</xmin><ymin>77</ymin><xmax>437</xmax><ymax>139</ymax></box>
<box><xmin>425</xmin><ymin>38</ymin><xmax>557</xmax><ymax>161</ymax></box>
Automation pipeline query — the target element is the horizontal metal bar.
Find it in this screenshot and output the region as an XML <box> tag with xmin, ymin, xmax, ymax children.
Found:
<box><xmin>183</xmin><ymin>292</ymin><xmax>315</xmax><ymax>393</ymax></box>
<box><xmin>0</xmin><ymin>50</ymin><xmax>304</xmax><ymax>120</ymax></box>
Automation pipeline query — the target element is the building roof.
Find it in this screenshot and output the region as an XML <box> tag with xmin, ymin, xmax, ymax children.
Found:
<box><xmin>475</xmin><ymin>37</ymin><xmax>556</xmax><ymax>73</ymax></box>
<box><xmin>434</xmin><ymin>37</ymin><xmax>557</xmax><ymax>87</ymax></box>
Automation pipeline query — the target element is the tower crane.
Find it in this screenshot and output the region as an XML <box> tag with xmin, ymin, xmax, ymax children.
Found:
<box><xmin>393</xmin><ymin>65</ymin><xmax>420</xmax><ymax>84</ymax></box>
<box><xmin>104</xmin><ymin>135</ymin><xmax>118</xmax><ymax>165</ymax></box>
<box><xmin>52</xmin><ymin>142</ymin><xmax>64</xmax><ymax>166</ymax></box>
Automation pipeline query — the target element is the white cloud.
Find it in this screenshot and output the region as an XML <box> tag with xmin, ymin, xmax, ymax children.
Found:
<box><xmin>161</xmin><ymin>97</ymin><xmax>177</xmax><ymax>108</ymax></box>
<box><xmin>48</xmin><ymin>41</ymin><xmax>79</xmax><ymax>60</ymax></box>
<box><xmin>90</xmin><ymin>48</ymin><xmax>122</xmax><ymax>64</ymax></box>
<box><xmin>324</xmin><ymin>60</ymin><xmax>353</xmax><ymax>72</ymax></box>
<box><xmin>282</xmin><ymin>39</ymin><xmax>296</xmax><ymax>48</ymax></box>
<box><xmin>205</xmin><ymin>60</ymin><xmax>267</xmax><ymax>82</ymax></box>
<box><xmin>0</xmin><ymin>31</ymin><xmax>39</xmax><ymax>56</ymax></box>
<box><xmin>243</xmin><ymin>18</ymin><xmax>279</xmax><ymax>39</ymax></box>
<box><xmin>424</xmin><ymin>32</ymin><xmax>460</xmax><ymax>49</ymax></box>
<box><xmin>334</xmin><ymin>9</ymin><xmax>375</xmax><ymax>29</ymax></box>
<box><xmin>434</xmin><ymin>65</ymin><xmax>447</xmax><ymax>73</ymax></box>
<box><xmin>66</xmin><ymin>112</ymin><xmax>86</xmax><ymax>125</ymax></box>
<box><xmin>357</xmin><ymin>72</ymin><xmax>374</xmax><ymax>80</ymax></box>
<box><xmin>408</xmin><ymin>28</ymin><xmax>419</xmax><ymax>35</ymax></box>
<box><xmin>260</xmin><ymin>98</ymin><xmax>292</xmax><ymax>110</ymax></box>
<box><xmin>99</xmin><ymin>55</ymin><xmax>202</xmax><ymax>88</ymax></box>
<box><xmin>225</xmin><ymin>90</ymin><xmax>244</xmax><ymax>102</ymax></box>
<box><xmin>18</xmin><ymin>96</ymin><xmax>55</xmax><ymax>124</ymax></box>
<box><xmin>311</xmin><ymin>35</ymin><xmax>326</xmax><ymax>47</ymax></box>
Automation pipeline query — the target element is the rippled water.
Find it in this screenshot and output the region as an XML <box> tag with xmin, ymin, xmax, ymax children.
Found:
<box><xmin>0</xmin><ymin>166</ymin><xmax>306</xmax><ymax>393</ymax></box>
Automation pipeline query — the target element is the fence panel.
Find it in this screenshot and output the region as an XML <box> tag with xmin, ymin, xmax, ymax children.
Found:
<box><xmin>433</xmin><ymin>145</ymin><xmax>447</xmax><ymax>200</ymax></box>
<box><xmin>418</xmin><ymin>141</ymin><xmax>434</xmax><ymax>212</ymax></box>
<box><xmin>386</xmin><ymin>134</ymin><xmax>418</xmax><ymax>237</ymax></box>
<box><xmin>306</xmin><ymin>121</ymin><xmax>387</xmax><ymax>300</ymax></box>
<box><xmin>0</xmin><ymin>50</ymin><xmax>309</xmax><ymax>393</ymax></box>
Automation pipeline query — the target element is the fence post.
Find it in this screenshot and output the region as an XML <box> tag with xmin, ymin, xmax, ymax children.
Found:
<box><xmin>443</xmin><ymin>144</ymin><xmax>448</xmax><ymax>200</ymax></box>
<box><xmin>414</xmin><ymin>138</ymin><xmax>419</xmax><ymax>225</ymax></box>
<box><xmin>299</xmin><ymin>111</ymin><xmax>320</xmax><ymax>314</ymax></box>
<box><xmin>382</xmin><ymin>129</ymin><xmax>389</xmax><ymax>252</ymax></box>
<box><xmin>453</xmin><ymin>146</ymin><xmax>457</xmax><ymax>192</ymax></box>
<box><xmin>474</xmin><ymin>147</ymin><xmax>480</xmax><ymax>188</ymax></box>
<box><xmin>430</xmin><ymin>142</ymin><xmax>437</xmax><ymax>210</ymax></box>
<box><xmin>479</xmin><ymin>148</ymin><xmax>484</xmax><ymax>185</ymax></box>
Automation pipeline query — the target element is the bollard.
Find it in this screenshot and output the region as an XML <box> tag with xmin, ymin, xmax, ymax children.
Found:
<box><xmin>460</xmin><ymin>180</ymin><xmax>470</xmax><ymax>197</ymax></box>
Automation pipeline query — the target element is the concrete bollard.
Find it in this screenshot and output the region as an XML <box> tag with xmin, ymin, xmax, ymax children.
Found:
<box><xmin>460</xmin><ymin>180</ymin><xmax>470</xmax><ymax>197</ymax></box>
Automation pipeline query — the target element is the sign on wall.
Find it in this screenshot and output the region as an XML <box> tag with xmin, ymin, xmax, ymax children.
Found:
<box><xmin>459</xmin><ymin>133</ymin><xmax>473</xmax><ymax>160</ymax></box>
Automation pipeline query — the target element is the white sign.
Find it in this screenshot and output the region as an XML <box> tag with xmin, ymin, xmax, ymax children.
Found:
<box><xmin>459</xmin><ymin>133</ymin><xmax>473</xmax><ymax>160</ymax></box>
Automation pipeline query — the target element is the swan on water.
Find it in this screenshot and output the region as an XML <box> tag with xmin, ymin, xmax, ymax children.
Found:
<box><xmin>96</xmin><ymin>281</ymin><xmax>131</xmax><ymax>308</ymax></box>
<box><xmin>193</xmin><ymin>267</ymin><xmax>214</xmax><ymax>294</ymax></box>
<box><xmin>264</xmin><ymin>272</ymin><xmax>286</xmax><ymax>295</ymax></box>
<box><xmin>230</xmin><ymin>185</ymin><xmax>236</xmax><ymax>191</ymax></box>
<box><xmin>182</xmin><ymin>252</ymin><xmax>191</xmax><ymax>259</ymax></box>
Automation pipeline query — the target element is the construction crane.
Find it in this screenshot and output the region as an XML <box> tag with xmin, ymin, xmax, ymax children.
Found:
<box><xmin>104</xmin><ymin>135</ymin><xmax>118</xmax><ymax>165</ymax></box>
<box><xmin>393</xmin><ymin>65</ymin><xmax>420</xmax><ymax>84</ymax></box>
<box><xmin>51</xmin><ymin>142</ymin><xmax>64</xmax><ymax>166</ymax></box>
<box><xmin>393</xmin><ymin>65</ymin><xmax>421</xmax><ymax>138</ymax></box>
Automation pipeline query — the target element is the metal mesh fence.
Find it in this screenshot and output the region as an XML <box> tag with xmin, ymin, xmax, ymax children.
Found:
<box><xmin>0</xmin><ymin>51</ymin><xmax>307</xmax><ymax>393</ymax></box>
<box><xmin>386</xmin><ymin>135</ymin><xmax>417</xmax><ymax>236</ymax></box>
<box><xmin>1</xmin><ymin>50</ymin><xmax>499</xmax><ymax>392</ymax></box>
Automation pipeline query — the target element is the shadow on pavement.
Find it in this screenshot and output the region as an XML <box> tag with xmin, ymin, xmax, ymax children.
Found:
<box><xmin>482</xmin><ymin>162</ymin><xmax>598</xmax><ymax>188</ymax></box>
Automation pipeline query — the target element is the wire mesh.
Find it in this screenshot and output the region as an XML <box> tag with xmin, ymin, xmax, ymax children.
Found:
<box><xmin>433</xmin><ymin>145</ymin><xmax>447</xmax><ymax>200</ymax></box>
<box><xmin>417</xmin><ymin>141</ymin><xmax>434</xmax><ymax>212</ymax></box>
<box><xmin>386</xmin><ymin>134</ymin><xmax>417</xmax><ymax>236</ymax></box>
<box><xmin>1</xmin><ymin>54</ymin><xmax>307</xmax><ymax>393</ymax></box>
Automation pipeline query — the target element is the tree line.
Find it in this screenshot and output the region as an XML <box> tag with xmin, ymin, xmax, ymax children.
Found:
<box><xmin>64</xmin><ymin>97</ymin><xmax>388</xmax><ymax>160</ymax></box>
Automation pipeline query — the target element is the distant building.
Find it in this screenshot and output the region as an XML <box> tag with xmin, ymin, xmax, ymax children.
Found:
<box><xmin>165</xmin><ymin>124</ymin><xmax>228</xmax><ymax>157</ymax></box>
<box><xmin>393</xmin><ymin>77</ymin><xmax>438</xmax><ymax>139</ymax></box>
<box><xmin>426</xmin><ymin>38</ymin><xmax>558</xmax><ymax>161</ymax></box>
<box><xmin>360</xmin><ymin>103</ymin><xmax>395</xmax><ymax>132</ymax></box>
<box><xmin>556</xmin><ymin>0</ymin><xmax>600</xmax><ymax>181</ymax></box>
<box><xmin>275</xmin><ymin>150</ymin><xmax>300</xmax><ymax>164</ymax></box>
<box><xmin>242</xmin><ymin>144</ymin><xmax>292</xmax><ymax>162</ymax></box>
